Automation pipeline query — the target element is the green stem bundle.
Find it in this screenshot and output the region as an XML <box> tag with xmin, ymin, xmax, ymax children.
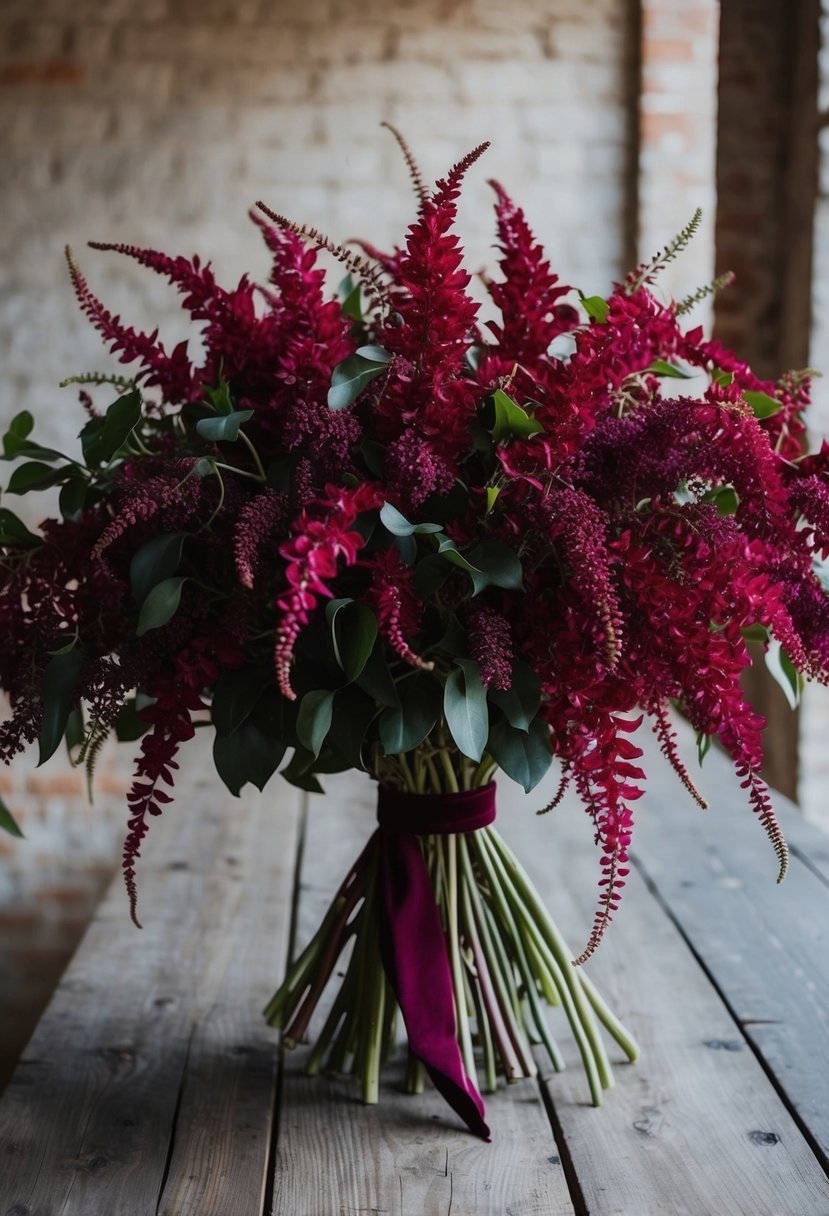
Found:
<box><xmin>265</xmin><ymin>748</ymin><xmax>639</xmax><ymax>1110</ymax></box>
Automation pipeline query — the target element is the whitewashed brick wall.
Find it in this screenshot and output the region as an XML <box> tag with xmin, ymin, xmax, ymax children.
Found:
<box><xmin>1</xmin><ymin>0</ymin><xmax>632</xmax><ymax>457</ymax></box>
<box><xmin>799</xmin><ymin>0</ymin><xmax>829</xmax><ymax>829</ymax></box>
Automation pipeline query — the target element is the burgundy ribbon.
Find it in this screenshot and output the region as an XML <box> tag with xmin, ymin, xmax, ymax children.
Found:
<box><xmin>374</xmin><ymin>783</ymin><xmax>496</xmax><ymax>1141</ymax></box>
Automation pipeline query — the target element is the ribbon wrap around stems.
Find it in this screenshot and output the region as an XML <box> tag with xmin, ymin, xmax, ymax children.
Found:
<box><xmin>374</xmin><ymin>782</ymin><xmax>496</xmax><ymax>1141</ymax></box>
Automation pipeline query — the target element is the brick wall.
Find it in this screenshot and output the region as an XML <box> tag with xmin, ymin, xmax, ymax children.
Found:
<box><xmin>0</xmin><ymin>0</ymin><xmax>637</xmax><ymax>1088</ymax></box>
<box><xmin>801</xmin><ymin>0</ymin><xmax>829</xmax><ymax>827</ymax></box>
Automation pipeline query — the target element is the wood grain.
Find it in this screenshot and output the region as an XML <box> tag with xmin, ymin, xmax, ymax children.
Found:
<box><xmin>491</xmin><ymin>753</ymin><xmax>829</xmax><ymax>1216</ymax></box>
<box><xmin>0</xmin><ymin>747</ymin><xmax>301</xmax><ymax>1216</ymax></box>
<box><xmin>631</xmin><ymin>718</ymin><xmax>829</xmax><ymax>1167</ymax></box>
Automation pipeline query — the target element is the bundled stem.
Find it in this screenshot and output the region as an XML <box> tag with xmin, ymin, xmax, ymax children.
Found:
<box><xmin>265</xmin><ymin>745</ymin><xmax>639</xmax><ymax>1111</ymax></box>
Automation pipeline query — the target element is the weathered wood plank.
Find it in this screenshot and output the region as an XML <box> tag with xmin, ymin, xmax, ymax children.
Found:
<box><xmin>0</xmin><ymin>744</ymin><xmax>301</xmax><ymax>1216</ymax></box>
<box><xmin>155</xmin><ymin>783</ymin><xmax>302</xmax><ymax>1216</ymax></box>
<box><xmin>491</xmin><ymin>761</ymin><xmax>829</xmax><ymax>1216</ymax></box>
<box><xmin>271</xmin><ymin>773</ymin><xmax>576</xmax><ymax>1216</ymax></box>
<box><xmin>630</xmin><ymin>718</ymin><xmax>829</xmax><ymax>1168</ymax></box>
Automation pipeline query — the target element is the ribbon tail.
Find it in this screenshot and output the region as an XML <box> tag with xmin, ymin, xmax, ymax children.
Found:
<box><xmin>378</xmin><ymin>831</ymin><xmax>490</xmax><ymax>1141</ymax></box>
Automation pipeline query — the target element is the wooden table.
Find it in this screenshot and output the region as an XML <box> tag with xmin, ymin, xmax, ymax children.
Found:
<box><xmin>2</xmin><ymin>718</ymin><xmax>829</xmax><ymax>1215</ymax></box>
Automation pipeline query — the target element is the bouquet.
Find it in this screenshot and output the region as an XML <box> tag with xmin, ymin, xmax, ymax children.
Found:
<box><xmin>2</xmin><ymin>127</ymin><xmax>828</xmax><ymax>1139</ymax></box>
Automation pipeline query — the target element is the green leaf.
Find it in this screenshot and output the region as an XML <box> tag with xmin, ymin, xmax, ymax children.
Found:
<box><xmin>488</xmin><ymin>661</ymin><xmax>541</xmax><ymax>731</ymax></box>
<box><xmin>743</xmin><ymin>390</ymin><xmax>781</xmax><ymax>419</ymax></box>
<box><xmin>204</xmin><ymin>378</ymin><xmax>234</xmax><ymax>415</ymax></box>
<box><xmin>0</xmin><ymin>508</ymin><xmax>41</xmax><ymax>549</ymax></box>
<box><xmin>712</xmin><ymin>369</ymin><xmax>733</xmax><ymax>387</ymax></box>
<box><xmin>297</xmin><ymin>689</ymin><xmax>335</xmax><ymax>758</ymax></box>
<box><xmin>7</xmin><ymin>460</ymin><xmax>71</xmax><ymax>494</ymax></box>
<box><xmin>114</xmin><ymin>699</ymin><xmax>151</xmax><ymax>743</ymax></box>
<box><xmin>741</xmin><ymin>623</ymin><xmax>769</xmax><ymax>644</ymax></box>
<box><xmin>328</xmin><ymin>600</ymin><xmax>378</xmax><ymax>682</ymax></box>
<box><xmin>328</xmin><ymin>348</ymin><xmax>391</xmax><ymax>410</ymax></box>
<box><xmin>356</xmin><ymin>643</ymin><xmax>400</xmax><ymax>707</ymax></box>
<box><xmin>211</xmin><ymin>665</ymin><xmax>273</xmax><ymax>738</ymax></box>
<box><xmin>644</xmin><ymin>360</ymin><xmax>693</xmax><ymax>380</ymax></box>
<box><xmin>433</xmin><ymin>535</ymin><xmax>483</xmax><ymax>577</ymax></box>
<box><xmin>59</xmin><ymin>477</ymin><xmax>88</xmax><ymax>520</ymax></box>
<box><xmin>580</xmin><ymin>294</ymin><xmax>610</xmax><ymax>324</ymax></box>
<box><xmin>703</xmin><ymin>485</ymin><xmax>739</xmax><ymax>516</ymax></box>
<box><xmin>84</xmin><ymin>390</ymin><xmax>143</xmax><ymax>465</ymax></box>
<box><xmin>464</xmin><ymin>538</ymin><xmax>523</xmax><ymax>595</ymax></box>
<box><xmin>0</xmin><ymin>796</ymin><xmax>24</xmax><ymax>839</ymax></box>
<box><xmin>487</xmin><ymin>716</ymin><xmax>552</xmax><ymax>792</ymax></box>
<box><xmin>281</xmin><ymin>746</ymin><xmax>324</xmax><ymax>794</ymax></box>
<box><xmin>356</xmin><ymin>345</ymin><xmax>392</xmax><ymax>363</ymax></box>
<box><xmin>486</xmin><ymin>390</ymin><xmax>544</xmax><ymax>442</ymax></box>
<box><xmin>444</xmin><ymin>659</ymin><xmax>488</xmax><ymax>762</ymax></box>
<box><xmin>38</xmin><ymin>648</ymin><xmax>85</xmax><ymax>765</ymax></box>
<box><xmin>337</xmin><ymin>275</ymin><xmax>363</xmax><ymax>321</ymax></box>
<box><xmin>214</xmin><ymin>719</ymin><xmax>285</xmax><ymax>797</ymax></box>
<box><xmin>6</xmin><ymin>410</ymin><xmax>33</xmax><ymax>441</ymax></box>
<box><xmin>136</xmin><ymin>576</ymin><xmax>187</xmax><ymax>636</ymax></box>
<box><xmin>2</xmin><ymin>411</ymin><xmax>38</xmax><ymax>457</ymax></box>
<box><xmin>485</xmin><ymin>486</ymin><xmax>500</xmax><ymax>512</ymax></box>
<box><xmin>327</xmin><ymin>685</ymin><xmax>378</xmax><ymax>769</ymax></box>
<box><xmin>413</xmin><ymin>553</ymin><xmax>453</xmax><ymax>597</ymax></box>
<box><xmin>764</xmin><ymin>638</ymin><xmax>803</xmax><ymax>710</ymax></box>
<box><xmin>196</xmin><ymin>409</ymin><xmax>254</xmax><ymax>443</ymax></box>
<box><xmin>697</xmin><ymin>730</ymin><xmax>712</xmax><ymax>766</ymax></box>
<box><xmin>64</xmin><ymin>704</ymin><xmax>85</xmax><ymax>753</ymax></box>
<box><xmin>379</xmin><ymin>502</ymin><xmax>442</xmax><ymax>537</ymax></box>
<box><xmin>379</xmin><ymin>672</ymin><xmax>442</xmax><ymax>755</ymax></box>
<box><xmin>130</xmin><ymin>533</ymin><xmax>187</xmax><ymax>605</ymax></box>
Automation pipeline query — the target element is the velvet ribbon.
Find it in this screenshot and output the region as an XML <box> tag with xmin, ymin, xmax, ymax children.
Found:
<box><xmin>374</xmin><ymin>782</ymin><xmax>496</xmax><ymax>1141</ymax></box>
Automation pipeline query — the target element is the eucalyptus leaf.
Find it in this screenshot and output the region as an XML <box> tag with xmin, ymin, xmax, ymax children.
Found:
<box><xmin>330</xmin><ymin>600</ymin><xmax>378</xmax><ymax>682</ymax></box>
<box><xmin>196</xmin><ymin>409</ymin><xmax>254</xmax><ymax>443</ymax></box>
<box><xmin>297</xmin><ymin>689</ymin><xmax>335</xmax><ymax>758</ymax></box>
<box><xmin>488</xmin><ymin>661</ymin><xmax>541</xmax><ymax>731</ymax></box>
<box><xmin>356</xmin><ymin>644</ymin><xmax>400</xmax><ymax>708</ymax></box>
<box><xmin>130</xmin><ymin>533</ymin><xmax>187</xmax><ymax>605</ymax></box>
<box><xmin>464</xmin><ymin>538</ymin><xmax>523</xmax><ymax>595</ymax></box>
<box><xmin>214</xmin><ymin>719</ymin><xmax>284</xmax><ymax>797</ymax></box>
<box><xmin>379</xmin><ymin>672</ymin><xmax>442</xmax><ymax>755</ymax></box>
<box><xmin>281</xmin><ymin>747</ymin><xmax>324</xmax><ymax>793</ymax></box>
<box><xmin>444</xmin><ymin>659</ymin><xmax>488</xmax><ymax>762</ymax></box>
<box><xmin>136</xmin><ymin>576</ymin><xmax>187</xmax><ymax>637</ymax></box>
<box><xmin>38</xmin><ymin>648</ymin><xmax>85</xmax><ymax>766</ymax></box>
<box><xmin>328</xmin><ymin>349</ymin><xmax>391</xmax><ymax>410</ymax></box>
<box><xmin>211</xmin><ymin>665</ymin><xmax>273</xmax><ymax>738</ymax></box>
<box><xmin>327</xmin><ymin>686</ymin><xmax>378</xmax><ymax>769</ymax></box>
<box><xmin>379</xmin><ymin>502</ymin><xmax>442</xmax><ymax>537</ymax></box>
<box><xmin>487</xmin><ymin>716</ymin><xmax>552</xmax><ymax>792</ymax></box>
